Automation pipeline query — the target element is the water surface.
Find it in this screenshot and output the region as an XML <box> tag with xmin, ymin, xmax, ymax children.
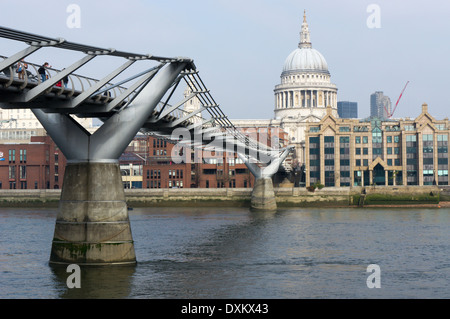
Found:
<box><xmin>0</xmin><ymin>206</ymin><xmax>448</xmax><ymax>298</ymax></box>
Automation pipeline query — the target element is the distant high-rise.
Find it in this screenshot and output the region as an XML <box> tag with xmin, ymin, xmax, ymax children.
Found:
<box><xmin>337</xmin><ymin>101</ymin><xmax>358</xmax><ymax>118</ymax></box>
<box><xmin>370</xmin><ymin>91</ymin><xmax>391</xmax><ymax>119</ymax></box>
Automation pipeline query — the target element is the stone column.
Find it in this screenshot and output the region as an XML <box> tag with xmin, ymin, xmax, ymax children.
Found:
<box><xmin>50</xmin><ymin>162</ymin><xmax>135</xmax><ymax>265</ymax></box>
<box><xmin>34</xmin><ymin>61</ymin><xmax>187</xmax><ymax>265</ymax></box>
<box><xmin>251</xmin><ymin>177</ymin><xmax>277</xmax><ymax>211</ymax></box>
<box><xmin>240</xmin><ymin>147</ymin><xmax>292</xmax><ymax>211</ymax></box>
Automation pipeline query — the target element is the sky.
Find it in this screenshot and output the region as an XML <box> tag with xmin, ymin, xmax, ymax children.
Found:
<box><xmin>1</xmin><ymin>0</ymin><xmax>450</xmax><ymax>121</ymax></box>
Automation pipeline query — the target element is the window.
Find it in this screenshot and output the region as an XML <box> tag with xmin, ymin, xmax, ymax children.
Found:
<box><xmin>363</xmin><ymin>148</ymin><xmax>368</xmax><ymax>155</ymax></box>
<box><xmin>340</xmin><ymin>148</ymin><xmax>349</xmax><ymax>155</ymax></box>
<box><xmin>387</xmin><ymin>147</ymin><xmax>392</xmax><ymax>154</ymax></box>
<box><xmin>355</xmin><ymin>136</ymin><xmax>361</xmax><ymax>144</ymax></box>
<box><xmin>9</xmin><ymin>166</ymin><xmax>15</xmax><ymax>179</ymax></box>
<box><xmin>373</xmin><ymin>148</ymin><xmax>382</xmax><ymax>155</ymax></box>
<box><xmin>340</xmin><ymin>159</ymin><xmax>350</xmax><ymax>166</ymax></box>
<box><xmin>309</xmin><ymin>137</ymin><xmax>319</xmax><ymax>144</ymax></box>
<box><xmin>406</xmin><ymin>135</ymin><xmax>416</xmax><ymax>142</ymax></box>
<box><xmin>20</xmin><ymin>166</ymin><xmax>26</xmax><ymax>179</ymax></box>
<box><xmin>355</xmin><ymin>148</ymin><xmax>361</xmax><ymax>155</ymax></box>
<box><xmin>9</xmin><ymin>149</ymin><xmax>15</xmax><ymax>163</ymax></box>
<box><xmin>394</xmin><ymin>136</ymin><xmax>400</xmax><ymax>143</ymax></box>
<box><xmin>423</xmin><ymin>134</ymin><xmax>433</xmax><ymax>142</ymax></box>
<box><xmin>340</xmin><ymin>136</ymin><xmax>350</xmax><ymax>143</ymax></box>
<box><xmin>363</xmin><ymin>136</ymin><xmax>368</xmax><ymax>144</ymax></box>
<box><xmin>387</xmin><ymin>136</ymin><xmax>392</xmax><ymax>143</ymax></box>
<box><xmin>372</xmin><ymin>127</ymin><xmax>382</xmax><ymax>143</ymax></box>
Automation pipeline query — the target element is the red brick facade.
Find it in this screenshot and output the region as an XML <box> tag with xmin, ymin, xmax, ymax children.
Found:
<box><xmin>0</xmin><ymin>126</ymin><xmax>288</xmax><ymax>189</ymax></box>
<box><xmin>0</xmin><ymin>136</ymin><xmax>66</xmax><ymax>189</ymax></box>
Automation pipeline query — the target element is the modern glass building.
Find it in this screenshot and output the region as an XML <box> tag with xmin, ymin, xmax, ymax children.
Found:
<box><xmin>337</xmin><ymin>101</ymin><xmax>358</xmax><ymax>118</ymax></box>
<box><xmin>305</xmin><ymin>104</ymin><xmax>449</xmax><ymax>187</ymax></box>
<box><xmin>370</xmin><ymin>91</ymin><xmax>391</xmax><ymax>119</ymax></box>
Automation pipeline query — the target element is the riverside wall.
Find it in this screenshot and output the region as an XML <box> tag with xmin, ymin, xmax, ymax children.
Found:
<box><xmin>0</xmin><ymin>185</ymin><xmax>446</xmax><ymax>208</ymax></box>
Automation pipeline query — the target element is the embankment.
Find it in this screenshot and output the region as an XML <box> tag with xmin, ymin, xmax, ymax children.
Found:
<box><xmin>0</xmin><ymin>185</ymin><xmax>446</xmax><ymax>208</ymax></box>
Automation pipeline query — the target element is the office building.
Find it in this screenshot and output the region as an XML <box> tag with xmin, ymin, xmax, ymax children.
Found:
<box><xmin>337</xmin><ymin>101</ymin><xmax>358</xmax><ymax>118</ymax></box>
<box><xmin>305</xmin><ymin>104</ymin><xmax>449</xmax><ymax>187</ymax></box>
<box><xmin>370</xmin><ymin>91</ymin><xmax>391</xmax><ymax>119</ymax></box>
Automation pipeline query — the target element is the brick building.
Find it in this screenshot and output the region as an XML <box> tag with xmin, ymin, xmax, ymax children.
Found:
<box><xmin>0</xmin><ymin>135</ymin><xmax>66</xmax><ymax>189</ymax></box>
<box><xmin>0</xmin><ymin>125</ymin><xmax>288</xmax><ymax>190</ymax></box>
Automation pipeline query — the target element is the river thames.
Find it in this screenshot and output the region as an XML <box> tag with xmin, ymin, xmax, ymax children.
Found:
<box><xmin>0</xmin><ymin>206</ymin><xmax>449</xmax><ymax>299</ymax></box>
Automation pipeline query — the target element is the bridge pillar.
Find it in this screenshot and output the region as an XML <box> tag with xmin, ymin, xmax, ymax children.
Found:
<box><xmin>251</xmin><ymin>177</ymin><xmax>277</xmax><ymax>211</ymax></box>
<box><xmin>29</xmin><ymin>62</ymin><xmax>187</xmax><ymax>265</ymax></box>
<box><xmin>50</xmin><ymin>162</ymin><xmax>135</xmax><ymax>265</ymax></box>
<box><xmin>238</xmin><ymin>147</ymin><xmax>293</xmax><ymax>211</ymax></box>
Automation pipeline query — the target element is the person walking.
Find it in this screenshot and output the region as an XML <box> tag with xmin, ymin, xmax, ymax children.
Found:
<box><xmin>16</xmin><ymin>59</ymin><xmax>28</xmax><ymax>80</ymax></box>
<box><xmin>38</xmin><ymin>62</ymin><xmax>51</xmax><ymax>82</ymax></box>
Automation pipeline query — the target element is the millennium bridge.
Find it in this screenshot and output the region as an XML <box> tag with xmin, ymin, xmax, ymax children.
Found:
<box><xmin>0</xmin><ymin>26</ymin><xmax>293</xmax><ymax>265</ymax></box>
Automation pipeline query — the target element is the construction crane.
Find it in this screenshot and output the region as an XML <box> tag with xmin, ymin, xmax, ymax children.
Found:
<box><xmin>385</xmin><ymin>81</ymin><xmax>409</xmax><ymax>119</ymax></box>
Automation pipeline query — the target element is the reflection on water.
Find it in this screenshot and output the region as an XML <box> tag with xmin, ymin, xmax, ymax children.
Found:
<box><xmin>0</xmin><ymin>206</ymin><xmax>449</xmax><ymax>298</ymax></box>
<box><xmin>49</xmin><ymin>264</ymin><xmax>136</xmax><ymax>298</ymax></box>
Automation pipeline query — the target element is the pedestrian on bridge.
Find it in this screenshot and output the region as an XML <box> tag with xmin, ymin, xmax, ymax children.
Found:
<box><xmin>38</xmin><ymin>62</ymin><xmax>51</xmax><ymax>83</ymax></box>
<box><xmin>16</xmin><ymin>59</ymin><xmax>27</xmax><ymax>80</ymax></box>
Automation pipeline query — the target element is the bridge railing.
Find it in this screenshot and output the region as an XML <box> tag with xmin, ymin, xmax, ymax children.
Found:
<box><xmin>0</xmin><ymin>55</ymin><xmax>133</xmax><ymax>105</ymax></box>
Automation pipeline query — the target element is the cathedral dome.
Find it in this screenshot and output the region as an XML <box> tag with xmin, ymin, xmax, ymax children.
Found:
<box><xmin>282</xmin><ymin>47</ymin><xmax>329</xmax><ymax>74</ymax></box>
<box><xmin>274</xmin><ymin>11</ymin><xmax>338</xmax><ymax>120</ymax></box>
<box><xmin>281</xmin><ymin>11</ymin><xmax>329</xmax><ymax>75</ymax></box>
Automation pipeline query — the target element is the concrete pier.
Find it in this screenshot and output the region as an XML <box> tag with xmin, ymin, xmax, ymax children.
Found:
<box><xmin>49</xmin><ymin>162</ymin><xmax>136</xmax><ymax>265</ymax></box>
<box><xmin>250</xmin><ymin>177</ymin><xmax>277</xmax><ymax>210</ymax></box>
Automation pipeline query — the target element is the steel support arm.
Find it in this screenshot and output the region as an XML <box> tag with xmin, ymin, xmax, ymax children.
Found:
<box><xmin>0</xmin><ymin>45</ymin><xmax>41</xmax><ymax>72</ymax></box>
<box><xmin>31</xmin><ymin>110</ymin><xmax>90</xmax><ymax>161</ymax></box>
<box><xmin>89</xmin><ymin>62</ymin><xmax>187</xmax><ymax>161</ymax></box>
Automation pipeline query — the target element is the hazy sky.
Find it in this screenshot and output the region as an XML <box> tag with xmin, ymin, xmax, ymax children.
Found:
<box><xmin>1</xmin><ymin>0</ymin><xmax>450</xmax><ymax>120</ymax></box>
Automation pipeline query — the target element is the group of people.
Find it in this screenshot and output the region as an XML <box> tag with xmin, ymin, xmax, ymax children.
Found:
<box><xmin>15</xmin><ymin>60</ymin><xmax>68</xmax><ymax>88</ymax></box>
